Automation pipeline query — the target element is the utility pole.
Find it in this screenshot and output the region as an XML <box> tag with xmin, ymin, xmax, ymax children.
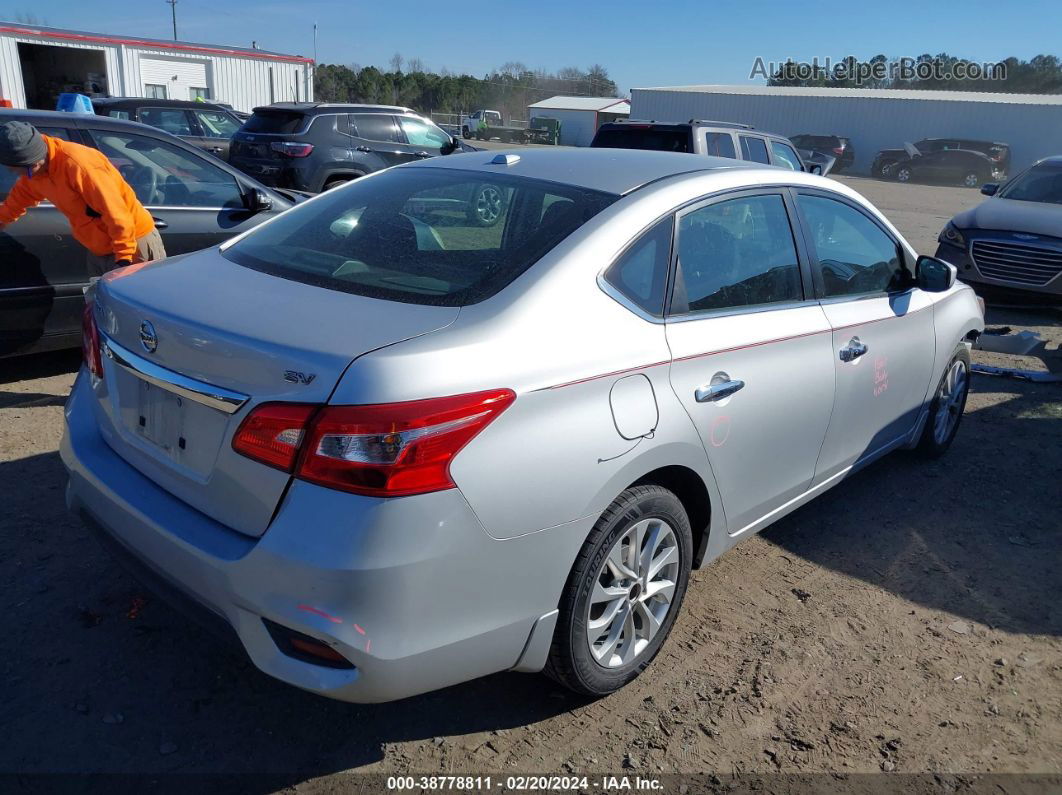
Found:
<box><xmin>165</xmin><ymin>0</ymin><xmax>178</xmax><ymax>41</ymax></box>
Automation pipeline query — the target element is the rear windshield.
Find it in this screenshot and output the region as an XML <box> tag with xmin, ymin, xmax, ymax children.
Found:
<box><xmin>592</xmin><ymin>128</ymin><xmax>691</xmax><ymax>153</ymax></box>
<box><xmin>242</xmin><ymin>111</ymin><xmax>306</xmax><ymax>134</ymax></box>
<box><xmin>223</xmin><ymin>167</ymin><xmax>618</xmax><ymax>306</ymax></box>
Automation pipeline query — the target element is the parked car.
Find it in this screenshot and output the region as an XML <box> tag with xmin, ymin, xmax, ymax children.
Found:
<box><xmin>872</xmin><ymin>138</ymin><xmax>1011</xmax><ymax>181</ymax></box>
<box><xmin>884</xmin><ymin>142</ymin><xmax>1004</xmax><ymax>188</ymax></box>
<box><xmin>935</xmin><ymin>156</ymin><xmax>1062</xmax><ymax>302</ymax></box>
<box><xmin>790</xmin><ymin>134</ymin><xmax>854</xmax><ymax>173</ymax></box>
<box><xmin>229</xmin><ymin>102</ymin><xmax>474</xmax><ymax>193</ymax></box>
<box><xmin>63</xmin><ymin>148</ymin><xmax>983</xmax><ymax>703</ymax></box>
<box><xmin>0</xmin><ymin>109</ymin><xmax>297</xmax><ymax>357</ymax></box>
<box><xmin>92</xmin><ymin>97</ymin><xmax>245</xmax><ymax>160</ymax></box>
<box><xmin>591</xmin><ymin>119</ymin><xmax>831</xmax><ymax>174</ymax></box>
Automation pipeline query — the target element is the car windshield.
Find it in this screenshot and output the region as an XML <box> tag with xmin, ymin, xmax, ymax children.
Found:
<box><xmin>222</xmin><ymin>167</ymin><xmax>617</xmax><ymax>306</ymax></box>
<box><xmin>998</xmin><ymin>166</ymin><xmax>1062</xmax><ymax>204</ymax></box>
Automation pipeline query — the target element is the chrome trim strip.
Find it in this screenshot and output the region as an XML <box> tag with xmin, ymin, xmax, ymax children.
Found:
<box><xmin>101</xmin><ymin>336</ymin><xmax>249</xmax><ymax>415</ymax></box>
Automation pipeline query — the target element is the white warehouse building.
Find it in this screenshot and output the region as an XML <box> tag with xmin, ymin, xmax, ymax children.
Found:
<box><xmin>630</xmin><ymin>84</ymin><xmax>1062</xmax><ymax>175</ymax></box>
<box><xmin>0</xmin><ymin>21</ymin><xmax>313</xmax><ymax>112</ymax></box>
<box><xmin>526</xmin><ymin>96</ymin><xmax>631</xmax><ymax>146</ymax></box>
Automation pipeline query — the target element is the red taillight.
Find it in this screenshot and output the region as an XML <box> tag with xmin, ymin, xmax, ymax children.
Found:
<box><xmin>832</xmin><ymin>146</ymin><xmax>844</xmax><ymax>155</ymax></box>
<box><xmin>231</xmin><ymin>389</ymin><xmax>516</xmax><ymax>497</ymax></box>
<box><xmin>298</xmin><ymin>389</ymin><xmax>515</xmax><ymax>497</ymax></box>
<box><xmin>269</xmin><ymin>141</ymin><xmax>314</xmax><ymax>158</ymax></box>
<box><xmin>82</xmin><ymin>303</ymin><xmax>103</xmax><ymax>378</ymax></box>
<box><xmin>232</xmin><ymin>403</ymin><xmax>318</xmax><ymax>472</ymax></box>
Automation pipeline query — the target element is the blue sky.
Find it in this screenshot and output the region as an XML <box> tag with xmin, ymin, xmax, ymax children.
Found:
<box><xmin>9</xmin><ymin>0</ymin><xmax>1062</xmax><ymax>94</ymax></box>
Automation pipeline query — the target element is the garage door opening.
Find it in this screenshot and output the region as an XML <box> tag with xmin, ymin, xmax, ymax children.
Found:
<box><xmin>17</xmin><ymin>43</ymin><xmax>108</xmax><ymax>110</ymax></box>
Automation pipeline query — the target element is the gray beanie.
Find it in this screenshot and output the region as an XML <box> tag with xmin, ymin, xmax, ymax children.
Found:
<box><xmin>0</xmin><ymin>121</ymin><xmax>48</xmax><ymax>167</ymax></box>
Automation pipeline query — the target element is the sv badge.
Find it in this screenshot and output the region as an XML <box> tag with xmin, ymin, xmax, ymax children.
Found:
<box><xmin>284</xmin><ymin>370</ymin><xmax>317</xmax><ymax>385</ymax></box>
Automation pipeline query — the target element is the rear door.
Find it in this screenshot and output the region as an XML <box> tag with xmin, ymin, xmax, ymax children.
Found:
<box><xmin>0</xmin><ymin>125</ymin><xmax>87</xmax><ymax>354</ymax></box>
<box><xmin>349</xmin><ymin>113</ymin><xmax>417</xmax><ymax>166</ymax></box>
<box><xmin>793</xmin><ymin>190</ymin><xmax>936</xmax><ymax>484</ymax></box>
<box><xmin>666</xmin><ymin>189</ymin><xmax>834</xmax><ymax>535</ymax></box>
<box><xmin>85</xmin><ymin>126</ymin><xmax>276</xmax><ymax>255</ymax></box>
<box><xmin>189</xmin><ymin>108</ymin><xmax>243</xmax><ymax>160</ymax></box>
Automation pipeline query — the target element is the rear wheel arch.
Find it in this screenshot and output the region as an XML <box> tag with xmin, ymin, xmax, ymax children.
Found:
<box><xmin>629</xmin><ymin>465</ymin><xmax>712</xmax><ymax>568</ymax></box>
<box><xmin>317</xmin><ymin>170</ymin><xmax>364</xmax><ymax>192</ymax></box>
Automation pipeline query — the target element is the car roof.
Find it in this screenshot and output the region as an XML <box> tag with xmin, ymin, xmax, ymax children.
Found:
<box><xmin>92</xmin><ymin>97</ymin><xmax>232</xmax><ymax>110</ymax></box>
<box><xmin>406</xmin><ymin>147</ymin><xmax>755</xmax><ymax>196</ymax></box>
<box><xmin>252</xmin><ymin>102</ymin><xmax>416</xmax><ymax>115</ymax></box>
<box><xmin>600</xmin><ymin>119</ymin><xmax>792</xmax><ymax>141</ymax></box>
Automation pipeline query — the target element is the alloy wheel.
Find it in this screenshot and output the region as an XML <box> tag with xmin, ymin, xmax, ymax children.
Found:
<box><xmin>963</xmin><ymin>173</ymin><xmax>980</xmax><ymax>188</ymax></box>
<box><xmin>586</xmin><ymin>518</ymin><xmax>680</xmax><ymax>668</ymax></box>
<box><xmin>933</xmin><ymin>359</ymin><xmax>968</xmax><ymax>444</ymax></box>
<box><xmin>897</xmin><ymin>167</ymin><xmax>912</xmax><ymax>182</ymax></box>
<box><xmin>474</xmin><ymin>185</ymin><xmax>503</xmax><ymax>225</ymax></box>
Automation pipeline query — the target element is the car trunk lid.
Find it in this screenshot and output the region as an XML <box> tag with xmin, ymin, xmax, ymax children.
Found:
<box><xmin>92</xmin><ymin>250</ymin><xmax>459</xmax><ymax>537</ymax></box>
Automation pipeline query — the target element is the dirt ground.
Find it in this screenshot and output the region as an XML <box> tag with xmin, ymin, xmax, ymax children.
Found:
<box><xmin>1</xmin><ymin>176</ymin><xmax>1060</xmax><ymax>788</ymax></box>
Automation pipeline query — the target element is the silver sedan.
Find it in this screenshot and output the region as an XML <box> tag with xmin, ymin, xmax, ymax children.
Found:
<box><xmin>62</xmin><ymin>148</ymin><xmax>984</xmax><ymax>702</ymax></box>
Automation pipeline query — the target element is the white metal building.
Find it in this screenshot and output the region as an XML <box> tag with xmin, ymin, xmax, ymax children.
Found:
<box><xmin>630</xmin><ymin>84</ymin><xmax>1062</xmax><ymax>174</ymax></box>
<box><xmin>0</xmin><ymin>21</ymin><xmax>313</xmax><ymax>112</ymax></box>
<box><xmin>526</xmin><ymin>96</ymin><xmax>631</xmax><ymax>146</ymax></box>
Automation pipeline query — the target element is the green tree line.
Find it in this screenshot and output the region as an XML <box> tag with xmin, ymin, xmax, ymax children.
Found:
<box><xmin>767</xmin><ymin>54</ymin><xmax>1062</xmax><ymax>93</ymax></box>
<box><xmin>314</xmin><ymin>59</ymin><xmax>619</xmax><ymax>120</ymax></box>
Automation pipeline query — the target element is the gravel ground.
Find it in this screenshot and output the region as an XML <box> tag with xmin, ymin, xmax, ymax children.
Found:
<box><xmin>1</xmin><ymin>175</ymin><xmax>1059</xmax><ymax>787</ymax></box>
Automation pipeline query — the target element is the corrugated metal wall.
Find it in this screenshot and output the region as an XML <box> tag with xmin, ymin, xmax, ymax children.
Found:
<box><xmin>631</xmin><ymin>88</ymin><xmax>1062</xmax><ymax>174</ymax></box>
<box><xmin>0</xmin><ymin>32</ymin><xmax>312</xmax><ymax>112</ymax></box>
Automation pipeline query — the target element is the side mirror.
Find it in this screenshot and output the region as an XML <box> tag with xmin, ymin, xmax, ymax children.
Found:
<box><xmin>806</xmin><ymin>163</ymin><xmax>822</xmax><ymax>175</ymax></box>
<box><xmin>916</xmin><ymin>255</ymin><xmax>957</xmax><ymax>292</ymax></box>
<box><xmin>245</xmin><ymin>187</ymin><xmax>273</xmax><ymax>213</ymax></box>
<box><xmin>980</xmin><ymin>182</ymin><xmax>999</xmax><ymax>196</ymax></box>
<box><xmin>442</xmin><ymin>135</ymin><xmax>461</xmax><ymax>155</ymax></box>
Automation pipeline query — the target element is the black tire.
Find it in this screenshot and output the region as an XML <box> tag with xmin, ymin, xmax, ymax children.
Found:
<box><xmin>895</xmin><ymin>163</ymin><xmax>915</xmax><ymax>183</ymax></box>
<box><xmin>876</xmin><ymin>159</ymin><xmax>896</xmax><ymax>178</ymax></box>
<box><xmin>545</xmin><ymin>485</ymin><xmax>693</xmax><ymax>697</ymax></box>
<box><xmin>322</xmin><ymin>176</ymin><xmax>353</xmax><ymax>191</ymax></box>
<box><xmin>462</xmin><ymin>126</ymin><xmax>471</xmax><ymax>139</ymax></box>
<box><xmin>916</xmin><ymin>344</ymin><xmax>971</xmax><ymax>458</ymax></box>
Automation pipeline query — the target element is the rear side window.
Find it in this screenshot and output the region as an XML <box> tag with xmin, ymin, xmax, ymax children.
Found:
<box><xmin>105</xmin><ymin>110</ymin><xmax>131</xmax><ymax>120</ymax></box>
<box><xmin>797</xmin><ymin>194</ymin><xmax>909</xmax><ymax>297</ymax></box>
<box><xmin>603</xmin><ymin>217</ymin><xmax>673</xmax><ymax>317</ymax></box>
<box><xmin>139</xmin><ymin>108</ymin><xmax>194</xmax><ymax>137</ymax></box>
<box><xmin>243</xmin><ymin>111</ymin><xmax>307</xmax><ymax>134</ymax></box>
<box><xmin>740</xmin><ymin>136</ymin><xmax>770</xmax><ymax>164</ymax></box>
<box><xmin>704</xmin><ymin>132</ymin><xmax>736</xmax><ymax>159</ymax></box>
<box><xmin>673</xmin><ymin>194</ymin><xmax>802</xmax><ymax>314</ymax></box>
<box><xmin>592</xmin><ymin>128</ymin><xmax>691</xmax><ymax>153</ymax></box>
<box><xmin>223</xmin><ymin>168</ymin><xmax>617</xmax><ymax>306</ymax></box>
<box><xmin>352</xmin><ymin>114</ymin><xmax>402</xmax><ymax>143</ymax></box>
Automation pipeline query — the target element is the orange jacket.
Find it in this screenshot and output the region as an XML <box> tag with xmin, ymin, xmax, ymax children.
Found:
<box><xmin>0</xmin><ymin>134</ymin><xmax>154</xmax><ymax>260</ymax></box>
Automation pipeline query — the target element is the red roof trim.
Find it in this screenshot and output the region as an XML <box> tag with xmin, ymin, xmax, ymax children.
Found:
<box><xmin>0</xmin><ymin>25</ymin><xmax>314</xmax><ymax>64</ymax></box>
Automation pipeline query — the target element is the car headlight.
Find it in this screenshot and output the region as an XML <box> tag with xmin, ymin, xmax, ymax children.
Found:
<box><xmin>939</xmin><ymin>222</ymin><xmax>967</xmax><ymax>248</ymax></box>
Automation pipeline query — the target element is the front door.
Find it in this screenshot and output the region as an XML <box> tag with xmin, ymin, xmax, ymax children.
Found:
<box><xmin>0</xmin><ymin>125</ymin><xmax>86</xmax><ymax>353</ymax></box>
<box><xmin>85</xmin><ymin>127</ymin><xmax>269</xmax><ymax>255</ymax></box>
<box><xmin>666</xmin><ymin>190</ymin><xmax>835</xmax><ymax>535</ymax></box>
<box><xmin>793</xmin><ymin>191</ymin><xmax>936</xmax><ymax>484</ymax></box>
<box><xmin>349</xmin><ymin>113</ymin><xmax>415</xmax><ymax>168</ymax></box>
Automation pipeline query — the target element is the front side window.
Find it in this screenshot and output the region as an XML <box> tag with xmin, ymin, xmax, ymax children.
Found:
<box><xmin>797</xmin><ymin>194</ymin><xmax>909</xmax><ymax>297</ymax></box>
<box><xmin>139</xmin><ymin>108</ymin><xmax>194</xmax><ymax>137</ymax></box>
<box><xmin>195</xmin><ymin>110</ymin><xmax>241</xmax><ymax>138</ymax></box>
<box><xmin>770</xmin><ymin>141</ymin><xmax>802</xmax><ymax>171</ymax></box>
<box><xmin>603</xmin><ymin>217</ymin><xmax>673</xmax><ymax>317</ymax></box>
<box><xmin>223</xmin><ymin>168</ymin><xmax>617</xmax><ymax>306</ymax></box>
<box><xmin>398</xmin><ymin>116</ymin><xmax>451</xmax><ymax>149</ymax></box>
<box><xmin>704</xmin><ymin>132</ymin><xmax>736</xmax><ymax>159</ymax></box>
<box><xmin>89</xmin><ymin>130</ymin><xmax>243</xmax><ymax>208</ymax></box>
<box><xmin>740</xmin><ymin>136</ymin><xmax>770</xmax><ymax>164</ymax></box>
<box><xmin>144</xmin><ymin>84</ymin><xmax>167</xmax><ymax>99</ymax></box>
<box><xmin>351</xmin><ymin>114</ymin><xmax>402</xmax><ymax>143</ymax></box>
<box><xmin>673</xmin><ymin>194</ymin><xmax>803</xmax><ymax>314</ymax></box>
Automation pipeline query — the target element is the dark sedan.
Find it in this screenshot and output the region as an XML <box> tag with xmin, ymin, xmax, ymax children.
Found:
<box><xmin>887</xmin><ymin>141</ymin><xmax>1004</xmax><ymax>188</ymax></box>
<box><xmin>935</xmin><ymin>156</ymin><xmax>1062</xmax><ymax>302</ymax></box>
<box><xmin>1</xmin><ymin>109</ymin><xmax>297</xmax><ymax>357</ymax></box>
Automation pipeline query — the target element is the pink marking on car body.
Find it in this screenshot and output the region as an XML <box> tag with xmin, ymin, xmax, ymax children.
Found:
<box><xmin>297</xmin><ymin>604</ymin><xmax>343</xmax><ymax>624</ymax></box>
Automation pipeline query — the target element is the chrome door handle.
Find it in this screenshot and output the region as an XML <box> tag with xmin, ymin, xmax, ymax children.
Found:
<box><xmin>355</xmin><ymin>145</ymin><xmax>372</xmax><ymax>153</ymax></box>
<box><xmin>695</xmin><ymin>379</ymin><xmax>745</xmax><ymax>403</ymax></box>
<box><xmin>152</xmin><ymin>217</ymin><xmax>168</xmax><ymax>229</ymax></box>
<box><xmin>839</xmin><ymin>337</ymin><xmax>868</xmax><ymax>362</ymax></box>
<box><xmin>414</xmin><ymin>151</ymin><xmax>431</xmax><ymax>158</ymax></box>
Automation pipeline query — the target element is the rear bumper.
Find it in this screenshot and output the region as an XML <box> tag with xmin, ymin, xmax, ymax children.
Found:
<box><xmin>61</xmin><ymin>371</ymin><xmax>580</xmax><ymax>702</ymax></box>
